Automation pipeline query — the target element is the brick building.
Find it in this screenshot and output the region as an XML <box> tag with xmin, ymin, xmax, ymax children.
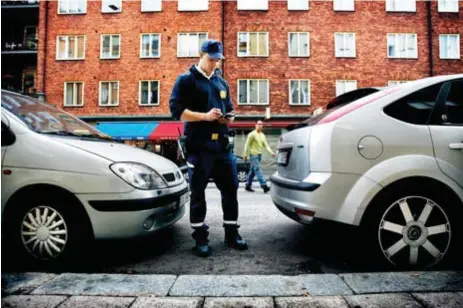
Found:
<box><xmin>35</xmin><ymin>0</ymin><xmax>462</xmax><ymax>143</ymax></box>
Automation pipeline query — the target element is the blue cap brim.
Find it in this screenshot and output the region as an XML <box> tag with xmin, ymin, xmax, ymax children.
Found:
<box><xmin>208</xmin><ymin>52</ymin><xmax>225</xmax><ymax>60</ymax></box>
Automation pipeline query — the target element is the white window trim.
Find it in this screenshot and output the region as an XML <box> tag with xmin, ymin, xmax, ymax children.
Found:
<box><xmin>334</xmin><ymin>32</ymin><xmax>356</xmax><ymax>58</ymax></box>
<box><xmin>58</xmin><ymin>0</ymin><xmax>87</xmax><ymax>14</ymax></box>
<box><xmin>56</xmin><ymin>35</ymin><xmax>86</xmax><ymax>60</ymax></box>
<box><xmin>439</xmin><ymin>34</ymin><xmax>461</xmax><ymax>60</ymax></box>
<box><xmin>386</xmin><ymin>0</ymin><xmax>416</xmax><ymax>12</ymax></box>
<box><xmin>140</xmin><ymin>33</ymin><xmax>161</xmax><ymax>58</ymax></box>
<box><xmin>333</xmin><ymin>0</ymin><xmax>355</xmax><ymax>11</ymax></box>
<box><xmin>237</xmin><ymin>32</ymin><xmax>270</xmax><ymax>57</ymax></box>
<box><xmin>141</xmin><ymin>0</ymin><xmax>162</xmax><ymax>12</ymax></box>
<box><xmin>177</xmin><ymin>32</ymin><xmax>209</xmax><ymax>58</ymax></box>
<box><xmin>139</xmin><ymin>80</ymin><xmax>160</xmax><ymax>106</ymax></box>
<box><xmin>288</xmin><ymin>79</ymin><xmax>311</xmax><ymax>106</ymax></box>
<box><xmin>237</xmin><ymin>79</ymin><xmax>270</xmax><ymax>106</ymax></box>
<box><xmin>438</xmin><ymin>0</ymin><xmax>459</xmax><ymax>13</ymax></box>
<box><xmin>178</xmin><ymin>0</ymin><xmax>209</xmax><ymax>11</ymax></box>
<box><xmin>99</xmin><ymin>81</ymin><xmax>120</xmax><ymax>107</ymax></box>
<box><xmin>336</xmin><ymin>80</ymin><xmax>357</xmax><ymax>96</ymax></box>
<box><xmin>288</xmin><ymin>32</ymin><xmax>310</xmax><ymax>57</ymax></box>
<box><xmin>387</xmin><ymin>33</ymin><xmax>418</xmax><ymax>59</ymax></box>
<box><xmin>100</xmin><ymin>34</ymin><xmax>121</xmax><ymax>59</ymax></box>
<box><xmin>63</xmin><ymin>82</ymin><xmax>84</xmax><ymax>107</ymax></box>
<box><xmin>237</xmin><ymin>0</ymin><xmax>268</xmax><ymax>11</ymax></box>
<box><xmin>102</xmin><ymin>0</ymin><xmax>122</xmax><ymax>13</ymax></box>
<box><xmin>287</xmin><ymin>0</ymin><xmax>309</xmax><ymax>11</ymax></box>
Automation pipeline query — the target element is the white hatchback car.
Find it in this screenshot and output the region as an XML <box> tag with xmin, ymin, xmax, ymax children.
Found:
<box><xmin>271</xmin><ymin>74</ymin><xmax>463</xmax><ymax>269</ymax></box>
<box><xmin>1</xmin><ymin>90</ymin><xmax>188</xmax><ymax>266</ymax></box>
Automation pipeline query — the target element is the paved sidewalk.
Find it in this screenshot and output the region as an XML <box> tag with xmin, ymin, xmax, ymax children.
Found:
<box><xmin>2</xmin><ymin>271</ymin><xmax>463</xmax><ymax>307</ymax></box>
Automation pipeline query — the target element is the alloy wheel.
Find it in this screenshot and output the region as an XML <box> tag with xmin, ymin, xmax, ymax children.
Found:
<box><xmin>237</xmin><ymin>171</ymin><xmax>247</xmax><ymax>182</ymax></box>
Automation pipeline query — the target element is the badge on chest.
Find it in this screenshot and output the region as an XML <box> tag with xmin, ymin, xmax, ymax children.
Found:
<box><xmin>220</xmin><ymin>90</ymin><xmax>227</xmax><ymax>99</ymax></box>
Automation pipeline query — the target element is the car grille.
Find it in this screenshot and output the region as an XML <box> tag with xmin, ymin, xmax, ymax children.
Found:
<box><xmin>163</xmin><ymin>171</ymin><xmax>182</xmax><ymax>183</ymax></box>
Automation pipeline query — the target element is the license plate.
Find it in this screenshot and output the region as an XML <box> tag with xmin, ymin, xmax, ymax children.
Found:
<box><xmin>277</xmin><ymin>151</ymin><xmax>288</xmax><ymax>165</ymax></box>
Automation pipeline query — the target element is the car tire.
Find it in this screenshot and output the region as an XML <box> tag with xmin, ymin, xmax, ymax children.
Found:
<box><xmin>237</xmin><ymin>170</ymin><xmax>248</xmax><ymax>183</ymax></box>
<box><xmin>362</xmin><ymin>180</ymin><xmax>462</xmax><ymax>271</ymax></box>
<box><xmin>4</xmin><ymin>191</ymin><xmax>92</xmax><ymax>269</ymax></box>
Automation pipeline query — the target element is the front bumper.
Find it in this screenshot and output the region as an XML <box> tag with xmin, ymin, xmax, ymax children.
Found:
<box><xmin>77</xmin><ymin>181</ymin><xmax>189</xmax><ymax>239</ymax></box>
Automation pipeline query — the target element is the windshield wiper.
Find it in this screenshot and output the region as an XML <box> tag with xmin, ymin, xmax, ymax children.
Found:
<box><xmin>40</xmin><ymin>131</ymin><xmax>112</xmax><ymax>141</ymax></box>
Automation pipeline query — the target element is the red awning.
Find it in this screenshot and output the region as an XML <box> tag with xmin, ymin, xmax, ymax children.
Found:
<box><xmin>149</xmin><ymin>122</ymin><xmax>184</xmax><ymax>141</ymax></box>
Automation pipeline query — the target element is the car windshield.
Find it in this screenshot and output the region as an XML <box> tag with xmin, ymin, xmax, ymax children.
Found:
<box><xmin>1</xmin><ymin>91</ymin><xmax>110</xmax><ymax>139</ymax></box>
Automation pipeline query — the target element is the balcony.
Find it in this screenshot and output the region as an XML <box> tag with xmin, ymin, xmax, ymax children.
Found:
<box><xmin>1</xmin><ymin>1</ymin><xmax>39</xmax><ymax>9</ymax></box>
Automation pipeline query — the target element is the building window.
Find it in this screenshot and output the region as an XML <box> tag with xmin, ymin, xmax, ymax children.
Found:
<box><xmin>58</xmin><ymin>0</ymin><xmax>86</xmax><ymax>14</ymax></box>
<box><xmin>102</xmin><ymin>0</ymin><xmax>122</xmax><ymax>13</ymax></box>
<box><xmin>178</xmin><ymin>0</ymin><xmax>208</xmax><ymax>11</ymax></box>
<box><xmin>288</xmin><ymin>0</ymin><xmax>309</xmax><ymax>11</ymax></box>
<box><xmin>139</xmin><ymin>81</ymin><xmax>160</xmax><ymax>106</ymax></box>
<box><xmin>56</xmin><ymin>36</ymin><xmax>85</xmax><ymax>60</ymax></box>
<box><xmin>440</xmin><ymin>34</ymin><xmax>460</xmax><ymax>59</ymax></box>
<box><xmin>141</xmin><ymin>0</ymin><xmax>162</xmax><ymax>12</ymax></box>
<box><xmin>237</xmin><ymin>0</ymin><xmax>268</xmax><ymax>10</ymax></box>
<box><xmin>386</xmin><ymin>0</ymin><xmax>416</xmax><ymax>12</ymax></box>
<box><xmin>64</xmin><ymin>82</ymin><xmax>84</xmax><ymax>107</ymax></box>
<box><xmin>335</xmin><ymin>33</ymin><xmax>356</xmax><ymax>58</ymax></box>
<box><xmin>238</xmin><ymin>80</ymin><xmax>269</xmax><ymax>105</ymax></box>
<box><xmin>140</xmin><ymin>34</ymin><xmax>161</xmax><ymax>58</ymax></box>
<box><xmin>438</xmin><ymin>0</ymin><xmax>459</xmax><ymax>12</ymax></box>
<box><xmin>388</xmin><ymin>80</ymin><xmax>408</xmax><ymax>86</ymax></box>
<box><xmin>333</xmin><ymin>0</ymin><xmax>354</xmax><ymax>11</ymax></box>
<box><xmin>101</xmin><ymin>34</ymin><xmax>121</xmax><ymax>59</ymax></box>
<box><xmin>289</xmin><ymin>80</ymin><xmax>310</xmax><ymax>105</ymax></box>
<box><xmin>177</xmin><ymin>33</ymin><xmax>208</xmax><ymax>57</ymax></box>
<box><xmin>336</xmin><ymin>80</ymin><xmax>357</xmax><ymax>96</ymax></box>
<box><xmin>387</xmin><ymin>34</ymin><xmax>418</xmax><ymax>59</ymax></box>
<box><xmin>99</xmin><ymin>81</ymin><xmax>119</xmax><ymax>106</ymax></box>
<box><xmin>289</xmin><ymin>32</ymin><xmax>309</xmax><ymax>57</ymax></box>
<box><xmin>238</xmin><ymin>32</ymin><xmax>269</xmax><ymax>57</ymax></box>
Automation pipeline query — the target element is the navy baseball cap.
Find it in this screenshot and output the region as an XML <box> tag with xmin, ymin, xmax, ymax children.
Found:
<box><xmin>201</xmin><ymin>39</ymin><xmax>225</xmax><ymax>60</ymax></box>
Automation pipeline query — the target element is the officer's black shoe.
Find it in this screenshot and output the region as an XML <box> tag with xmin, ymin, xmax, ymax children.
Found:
<box><xmin>224</xmin><ymin>224</ymin><xmax>248</xmax><ymax>250</ymax></box>
<box><xmin>262</xmin><ymin>184</ymin><xmax>270</xmax><ymax>193</ymax></box>
<box><xmin>245</xmin><ymin>185</ymin><xmax>255</xmax><ymax>192</ymax></box>
<box><xmin>192</xmin><ymin>225</ymin><xmax>211</xmax><ymax>257</ymax></box>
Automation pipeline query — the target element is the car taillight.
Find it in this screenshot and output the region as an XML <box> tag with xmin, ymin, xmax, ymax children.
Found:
<box><xmin>318</xmin><ymin>87</ymin><xmax>400</xmax><ymax>125</ymax></box>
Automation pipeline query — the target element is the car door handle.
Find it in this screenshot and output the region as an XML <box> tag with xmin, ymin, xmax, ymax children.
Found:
<box><xmin>449</xmin><ymin>143</ymin><xmax>463</xmax><ymax>150</ymax></box>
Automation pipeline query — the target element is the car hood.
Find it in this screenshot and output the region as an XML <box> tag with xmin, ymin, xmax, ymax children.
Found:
<box><xmin>56</xmin><ymin>137</ymin><xmax>179</xmax><ymax>174</ymax></box>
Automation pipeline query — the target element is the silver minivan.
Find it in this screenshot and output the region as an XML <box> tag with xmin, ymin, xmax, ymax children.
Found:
<box><xmin>1</xmin><ymin>90</ymin><xmax>188</xmax><ymax>265</ymax></box>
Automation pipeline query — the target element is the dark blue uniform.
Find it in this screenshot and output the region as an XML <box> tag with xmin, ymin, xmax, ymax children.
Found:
<box><xmin>170</xmin><ymin>65</ymin><xmax>239</xmax><ymax>230</ymax></box>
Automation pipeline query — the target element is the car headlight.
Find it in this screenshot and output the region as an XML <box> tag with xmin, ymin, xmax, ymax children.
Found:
<box><xmin>110</xmin><ymin>162</ymin><xmax>167</xmax><ymax>190</ymax></box>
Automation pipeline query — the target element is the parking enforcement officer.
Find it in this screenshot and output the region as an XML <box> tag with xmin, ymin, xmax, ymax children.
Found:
<box><xmin>169</xmin><ymin>39</ymin><xmax>248</xmax><ymax>257</ymax></box>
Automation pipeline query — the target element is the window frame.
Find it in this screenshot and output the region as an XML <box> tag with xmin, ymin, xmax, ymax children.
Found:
<box><xmin>289</xmin><ymin>79</ymin><xmax>311</xmax><ymax>106</ymax></box>
<box><xmin>141</xmin><ymin>0</ymin><xmax>162</xmax><ymax>12</ymax></box>
<box><xmin>438</xmin><ymin>0</ymin><xmax>459</xmax><ymax>13</ymax></box>
<box><xmin>237</xmin><ymin>32</ymin><xmax>269</xmax><ymax>57</ymax></box>
<box><xmin>386</xmin><ymin>0</ymin><xmax>416</xmax><ymax>12</ymax></box>
<box><xmin>288</xmin><ymin>32</ymin><xmax>310</xmax><ymax>57</ymax></box>
<box><xmin>287</xmin><ymin>0</ymin><xmax>309</xmax><ymax>11</ymax></box>
<box><xmin>333</xmin><ymin>0</ymin><xmax>355</xmax><ymax>11</ymax></box>
<box><xmin>178</xmin><ymin>0</ymin><xmax>209</xmax><ymax>11</ymax></box>
<box><xmin>100</xmin><ymin>34</ymin><xmax>121</xmax><ymax>59</ymax></box>
<box><xmin>140</xmin><ymin>33</ymin><xmax>161</xmax><ymax>58</ymax></box>
<box><xmin>237</xmin><ymin>79</ymin><xmax>270</xmax><ymax>106</ymax></box>
<box><xmin>58</xmin><ymin>0</ymin><xmax>87</xmax><ymax>14</ymax></box>
<box><xmin>334</xmin><ymin>32</ymin><xmax>356</xmax><ymax>58</ymax></box>
<box><xmin>63</xmin><ymin>82</ymin><xmax>84</xmax><ymax>107</ymax></box>
<box><xmin>439</xmin><ymin>34</ymin><xmax>461</xmax><ymax>60</ymax></box>
<box><xmin>237</xmin><ymin>0</ymin><xmax>268</xmax><ymax>11</ymax></box>
<box><xmin>335</xmin><ymin>80</ymin><xmax>358</xmax><ymax>97</ymax></box>
<box><xmin>139</xmin><ymin>80</ymin><xmax>160</xmax><ymax>106</ymax></box>
<box><xmin>177</xmin><ymin>32</ymin><xmax>209</xmax><ymax>58</ymax></box>
<box><xmin>102</xmin><ymin>0</ymin><xmax>122</xmax><ymax>13</ymax></box>
<box><xmin>387</xmin><ymin>33</ymin><xmax>418</xmax><ymax>59</ymax></box>
<box><xmin>99</xmin><ymin>81</ymin><xmax>120</xmax><ymax>107</ymax></box>
<box><xmin>56</xmin><ymin>35</ymin><xmax>86</xmax><ymax>61</ymax></box>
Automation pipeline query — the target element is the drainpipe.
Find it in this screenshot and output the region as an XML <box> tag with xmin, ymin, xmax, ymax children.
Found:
<box><xmin>221</xmin><ymin>0</ymin><xmax>225</xmax><ymax>76</ymax></box>
<box><xmin>426</xmin><ymin>1</ymin><xmax>434</xmax><ymax>77</ymax></box>
<box><xmin>37</xmin><ymin>0</ymin><xmax>48</xmax><ymax>101</ymax></box>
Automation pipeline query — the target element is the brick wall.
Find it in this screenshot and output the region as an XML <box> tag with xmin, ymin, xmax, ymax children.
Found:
<box><xmin>37</xmin><ymin>0</ymin><xmax>463</xmax><ymax>118</ymax></box>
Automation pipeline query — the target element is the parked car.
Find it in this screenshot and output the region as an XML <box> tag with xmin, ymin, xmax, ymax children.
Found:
<box><xmin>1</xmin><ymin>90</ymin><xmax>189</xmax><ymax>266</ymax></box>
<box><xmin>271</xmin><ymin>74</ymin><xmax>463</xmax><ymax>270</ymax></box>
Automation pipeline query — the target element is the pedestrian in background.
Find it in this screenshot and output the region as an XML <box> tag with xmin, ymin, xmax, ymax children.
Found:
<box><xmin>243</xmin><ymin>120</ymin><xmax>275</xmax><ymax>193</ymax></box>
<box><xmin>169</xmin><ymin>39</ymin><xmax>248</xmax><ymax>257</ymax></box>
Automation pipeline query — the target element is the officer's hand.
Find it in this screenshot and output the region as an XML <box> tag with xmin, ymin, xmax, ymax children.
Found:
<box><xmin>204</xmin><ymin>108</ymin><xmax>222</xmax><ymax>121</ymax></box>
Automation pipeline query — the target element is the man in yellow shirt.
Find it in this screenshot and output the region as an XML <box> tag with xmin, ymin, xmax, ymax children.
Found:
<box><xmin>243</xmin><ymin>120</ymin><xmax>276</xmax><ymax>193</ymax></box>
